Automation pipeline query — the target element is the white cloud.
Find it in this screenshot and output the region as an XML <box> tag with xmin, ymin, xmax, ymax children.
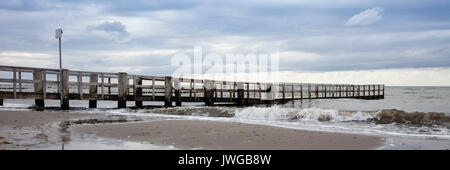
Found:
<box><xmin>345</xmin><ymin>7</ymin><xmax>384</xmax><ymax>26</ymax></box>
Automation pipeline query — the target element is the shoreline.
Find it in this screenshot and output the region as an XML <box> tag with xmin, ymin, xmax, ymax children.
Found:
<box><xmin>1</xmin><ymin>110</ymin><xmax>384</xmax><ymax>150</ymax></box>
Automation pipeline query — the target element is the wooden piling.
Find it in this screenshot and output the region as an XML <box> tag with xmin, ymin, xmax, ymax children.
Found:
<box><xmin>174</xmin><ymin>78</ymin><xmax>182</xmax><ymax>106</ymax></box>
<box><xmin>61</xmin><ymin>69</ymin><xmax>69</xmax><ymax>110</ymax></box>
<box><xmin>89</xmin><ymin>74</ymin><xmax>98</xmax><ymax>108</ymax></box>
<box><xmin>315</xmin><ymin>85</ymin><xmax>319</xmax><ymax>99</ymax></box>
<box><xmin>107</xmin><ymin>77</ymin><xmax>111</xmax><ymax>95</ymax></box>
<box><xmin>33</xmin><ymin>69</ymin><xmax>44</xmax><ymax>109</ymax></box>
<box><xmin>266</xmin><ymin>83</ymin><xmax>275</xmax><ymax>105</ymax></box>
<box><xmin>308</xmin><ymin>84</ymin><xmax>311</xmax><ymax>99</ymax></box>
<box><xmin>236</xmin><ymin>82</ymin><xmax>244</xmax><ymax>106</ymax></box>
<box><xmin>164</xmin><ymin>76</ymin><xmax>172</xmax><ymax>107</ymax></box>
<box><xmin>118</xmin><ymin>72</ymin><xmax>128</xmax><ymax>108</ymax></box>
<box><xmin>13</xmin><ymin>69</ymin><xmax>16</xmax><ymax>99</ymax></box>
<box><xmin>300</xmin><ymin>85</ymin><xmax>303</xmax><ymax>100</ymax></box>
<box><xmin>204</xmin><ymin>80</ymin><xmax>214</xmax><ymax>106</ymax></box>
<box><xmin>363</xmin><ymin>85</ymin><xmax>365</xmax><ymax>97</ymax></box>
<box><xmin>135</xmin><ymin>77</ymin><xmax>143</xmax><ymax>108</ymax></box>
<box><xmin>77</xmin><ymin>73</ymin><xmax>83</xmax><ymax>100</ymax></box>
<box><xmin>291</xmin><ymin>84</ymin><xmax>295</xmax><ymax>100</ymax></box>
<box><xmin>246</xmin><ymin>82</ymin><xmax>250</xmax><ymax>103</ymax></box>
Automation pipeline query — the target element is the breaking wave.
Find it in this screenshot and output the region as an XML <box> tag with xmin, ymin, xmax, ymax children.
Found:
<box><xmin>235</xmin><ymin>106</ymin><xmax>450</xmax><ymax>128</ymax></box>
<box><xmin>136</xmin><ymin>106</ymin><xmax>450</xmax><ymax>129</ymax></box>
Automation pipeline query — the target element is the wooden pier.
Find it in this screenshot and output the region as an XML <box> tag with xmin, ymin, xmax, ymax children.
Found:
<box><xmin>0</xmin><ymin>65</ymin><xmax>384</xmax><ymax>109</ymax></box>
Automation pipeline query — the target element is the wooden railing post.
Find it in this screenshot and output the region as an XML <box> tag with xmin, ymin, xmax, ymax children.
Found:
<box><xmin>266</xmin><ymin>83</ymin><xmax>275</xmax><ymax>105</ymax></box>
<box><xmin>246</xmin><ymin>82</ymin><xmax>250</xmax><ymax>103</ymax></box>
<box><xmin>174</xmin><ymin>78</ymin><xmax>182</xmax><ymax>106</ymax></box>
<box><xmin>300</xmin><ymin>85</ymin><xmax>303</xmax><ymax>100</ymax></box>
<box><xmin>89</xmin><ymin>74</ymin><xmax>98</xmax><ymax>108</ymax></box>
<box><xmin>61</xmin><ymin>69</ymin><xmax>69</xmax><ymax>110</ymax></box>
<box><xmin>135</xmin><ymin>77</ymin><xmax>143</xmax><ymax>108</ymax></box>
<box><xmin>291</xmin><ymin>84</ymin><xmax>295</xmax><ymax>100</ymax></box>
<box><xmin>236</xmin><ymin>82</ymin><xmax>244</xmax><ymax>106</ymax></box>
<box><xmin>118</xmin><ymin>72</ymin><xmax>128</xmax><ymax>108</ymax></box>
<box><xmin>315</xmin><ymin>85</ymin><xmax>319</xmax><ymax>99</ymax></box>
<box><xmin>204</xmin><ymin>80</ymin><xmax>214</xmax><ymax>106</ymax></box>
<box><xmin>164</xmin><ymin>76</ymin><xmax>173</xmax><ymax>107</ymax></box>
<box><xmin>308</xmin><ymin>84</ymin><xmax>311</xmax><ymax>99</ymax></box>
<box><xmin>33</xmin><ymin>69</ymin><xmax>44</xmax><ymax>109</ymax></box>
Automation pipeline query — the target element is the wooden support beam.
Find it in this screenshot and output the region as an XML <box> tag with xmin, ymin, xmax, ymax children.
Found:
<box><xmin>189</xmin><ymin>79</ymin><xmax>193</xmax><ymax>98</ymax></box>
<box><xmin>247</xmin><ymin>82</ymin><xmax>250</xmax><ymax>103</ymax></box>
<box><xmin>164</xmin><ymin>76</ymin><xmax>172</xmax><ymax>107</ymax></box>
<box><xmin>352</xmin><ymin>85</ymin><xmax>355</xmax><ymax>97</ymax></box>
<box><xmin>100</xmin><ymin>73</ymin><xmax>105</xmax><ymax>99</ymax></box>
<box><xmin>266</xmin><ymin>83</ymin><xmax>275</xmax><ymax>105</ymax></box>
<box><xmin>118</xmin><ymin>72</ymin><xmax>128</xmax><ymax>108</ymax></box>
<box><xmin>236</xmin><ymin>82</ymin><xmax>244</xmax><ymax>106</ymax></box>
<box><xmin>174</xmin><ymin>78</ymin><xmax>182</xmax><ymax>106</ymax></box>
<box><xmin>61</xmin><ymin>69</ymin><xmax>69</xmax><ymax>110</ymax></box>
<box><xmin>135</xmin><ymin>77</ymin><xmax>143</xmax><ymax>108</ymax></box>
<box><xmin>13</xmin><ymin>69</ymin><xmax>16</xmax><ymax>99</ymax></box>
<box><xmin>308</xmin><ymin>84</ymin><xmax>311</xmax><ymax>99</ymax></box>
<box><xmin>373</xmin><ymin>85</ymin><xmax>376</xmax><ymax>97</ymax></box>
<box><xmin>18</xmin><ymin>71</ymin><xmax>22</xmax><ymax>92</ymax></box>
<box><xmin>291</xmin><ymin>85</ymin><xmax>295</xmax><ymax>100</ymax></box>
<box><xmin>358</xmin><ymin>85</ymin><xmax>360</xmax><ymax>97</ymax></box>
<box><xmin>33</xmin><ymin>69</ymin><xmax>44</xmax><ymax>109</ymax></box>
<box><xmin>258</xmin><ymin>83</ymin><xmax>262</xmax><ymax>100</ymax></box>
<box><xmin>108</xmin><ymin>77</ymin><xmax>111</xmax><ymax>95</ymax></box>
<box><xmin>204</xmin><ymin>80</ymin><xmax>214</xmax><ymax>106</ymax></box>
<box><xmin>193</xmin><ymin>80</ymin><xmax>197</xmax><ymax>101</ymax></box>
<box><xmin>332</xmin><ymin>86</ymin><xmax>335</xmax><ymax>98</ymax></box>
<box><xmin>89</xmin><ymin>74</ymin><xmax>98</xmax><ymax>108</ymax></box>
<box><xmin>152</xmin><ymin>77</ymin><xmax>156</xmax><ymax>101</ymax></box>
<box><xmin>300</xmin><ymin>85</ymin><xmax>303</xmax><ymax>100</ymax></box>
<box><xmin>363</xmin><ymin>85</ymin><xmax>365</xmax><ymax>97</ymax></box>
<box><xmin>229</xmin><ymin>82</ymin><xmax>233</xmax><ymax>102</ymax></box>
<box><xmin>378</xmin><ymin>85</ymin><xmax>381</xmax><ymax>96</ymax></box>
<box><xmin>220</xmin><ymin>84</ymin><xmax>223</xmax><ymax>98</ymax></box>
<box><xmin>315</xmin><ymin>85</ymin><xmax>319</xmax><ymax>99</ymax></box>
<box><xmin>77</xmin><ymin>73</ymin><xmax>83</xmax><ymax>100</ymax></box>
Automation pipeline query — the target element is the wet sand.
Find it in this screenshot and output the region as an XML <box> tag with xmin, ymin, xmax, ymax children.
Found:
<box><xmin>74</xmin><ymin>120</ymin><xmax>384</xmax><ymax>150</ymax></box>
<box><xmin>0</xmin><ymin>110</ymin><xmax>94</xmax><ymax>149</ymax></box>
<box><xmin>0</xmin><ymin>110</ymin><xmax>92</xmax><ymax>127</ymax></box>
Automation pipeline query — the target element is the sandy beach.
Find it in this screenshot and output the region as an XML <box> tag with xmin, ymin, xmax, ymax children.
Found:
<box><xmin>0</xmin><ymin>110</ymin><xmax>383</xmax><ymax>150</ymax></box>
<box><xmin>74</xmin><ymin>120</ymin><xmax>383</xmax><ymax>150</ymax></box>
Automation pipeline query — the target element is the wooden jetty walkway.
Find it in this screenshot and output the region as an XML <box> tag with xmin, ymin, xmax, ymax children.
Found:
<box><xmin>0</xmin><ymin>65</ymin><xmax>384</xmax><ymax>109</ymax></box>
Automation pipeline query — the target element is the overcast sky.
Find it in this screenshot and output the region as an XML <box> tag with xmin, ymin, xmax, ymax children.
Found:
<box><xmin>1</xmin><ymin>0</ymin><xmax>450</xmax><ymax>85</ymax></box>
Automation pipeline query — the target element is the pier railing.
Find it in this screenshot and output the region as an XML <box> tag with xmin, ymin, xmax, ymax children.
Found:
<box><xmin>0</xmin><ymin>65</ymin><xmax>384</xmax><ymax>109</ymax></box>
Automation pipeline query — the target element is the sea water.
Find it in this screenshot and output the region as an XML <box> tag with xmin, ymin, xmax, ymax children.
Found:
<box><xmin>2</xmin><ymin>86</ymin><xmax>450</xmax><ymax>149</ymax></box>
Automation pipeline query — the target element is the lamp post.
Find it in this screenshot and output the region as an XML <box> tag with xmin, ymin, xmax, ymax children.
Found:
<box><xmin>56</xmin><ymin>28</ymin><xmax>63</xmax><ymax>107</ymax></box>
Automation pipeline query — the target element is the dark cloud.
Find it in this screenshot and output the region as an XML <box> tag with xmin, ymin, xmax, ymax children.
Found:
<box><xmin>88</xmin><ymin>21</ymin><xmax>129</xmax><ymax>39</ymax></box>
